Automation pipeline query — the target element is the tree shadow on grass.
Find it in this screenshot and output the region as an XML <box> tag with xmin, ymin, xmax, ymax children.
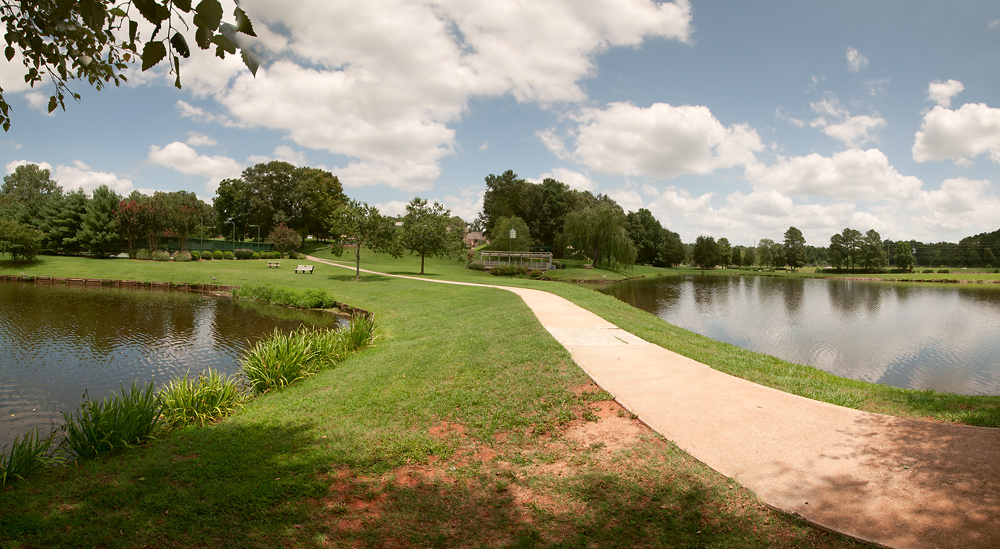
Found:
<box><xmin>0</xmin><ymin>421</ymin><xmax>331</xmax><ymax>548</ymax></box>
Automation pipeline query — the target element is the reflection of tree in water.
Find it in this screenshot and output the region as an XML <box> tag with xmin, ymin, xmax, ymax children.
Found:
<box><xmin>826</xmin><ymin>280</ymin><xmax>890</xmax><ymax>320</ymax></box>
<box><xmin>781</xmin><ymin>278</ymin><xmax>805</xmax><ymax>318</ymax></box>
<box><xmin>956</xmin><ymin>285</ymin><xmax>1000</xmax><ymax>315</ymax></box>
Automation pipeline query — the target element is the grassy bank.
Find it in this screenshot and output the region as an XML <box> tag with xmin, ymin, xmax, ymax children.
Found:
<box><xmin>0</xmin><ymin>253</ymin><xmax>871</xmax><ymax>547</ymax></box>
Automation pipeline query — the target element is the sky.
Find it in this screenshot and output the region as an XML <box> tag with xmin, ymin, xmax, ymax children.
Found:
<box><xmin>2</xmin><ymin>0</ymin><xmax>1000</xmax><ymax>247</ymax></box>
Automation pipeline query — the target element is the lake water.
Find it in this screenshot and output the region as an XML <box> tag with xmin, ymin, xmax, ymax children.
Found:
<box><xmin>0</xmin><ymin>282</ymin><xmax>342</xmax><ymax>449</ymax></box>
<box><xmin>598</xmin><ymin>274</ymin><xmax>1000</xmax><ymax>396</ymax></box>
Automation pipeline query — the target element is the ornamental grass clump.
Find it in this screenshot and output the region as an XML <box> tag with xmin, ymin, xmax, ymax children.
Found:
<box><xmin>62</xmin><ymin>381</ymin><xmax>161</xmax><ymax>460</ymax></box>
<box><xmin>241</xmin><ymin>328</ymin><xmax>321</xmax><ymax>393</ymax></box>
<box><xmin>158</xmin><ymin>369</ymin><xmax>245</xmax><ymax>429</ymax></box>
<box><xmin>240</xmin><ymin>318</ymin><xmax>378</xmax><ymax>394</ymax></box>
<box><xmin>341</xmin><ymin>314</ymin><xmax>377</xmax><ymax>353</ymax></box>
<box><xmin>0</xmin><ymin>427</ymin><xmax>63</xmax><ymax>486</ymax></box>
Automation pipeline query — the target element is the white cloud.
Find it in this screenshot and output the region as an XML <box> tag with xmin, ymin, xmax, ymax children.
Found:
<box><xmin>989</xmin><ymin>20</ymin><xmax>1000</xmax><ymax>30</ymax></box>
<box><xmin>195</xmin><ymin>0</ymin><xmax>693</xmax><ymax>192</ymax></box>
<box><xmin>846</xmin><ymin>47</ymin><xmax>869</xmax><ymax>72</ymax></box>
<box><xmin>6</xmin><ymin>159</ymin><xmax>133</xmax><ymax>195</ymax></box>
<box><xmin>806</xmin><ymin>96</ymin><xmax>885</xmax><ymax>147</ymax></box>
<box><xmin>907</xmin><ymin>178</ymin><xmax>1000</xmax><ymax>236</ymax></box>
<box><xmin>147</xmin><ymin>142</ymin><xmax>243</xmax><ymax>195</ymax></box>
<box><xmin>560</xmin><ymin>102</ymin><xmax>763</xmax><ymax>179</ymax></box>
<box><xmin>439</xmin><ymin>186</ymin><xmax>484</xmax><ymax>222</ymax></box>
<box><xmin>865</xmin><ymin>77</ymin><xmax>891</xmax><ymax>97</ymax></box>
<box><xmin>926</xmin><ymin>79</ymin><xmax>964</xmax><ymax>108</ymax></box>
<box><xmin>822</xmin><ymin>115</ymin><xmax>886</xmax><ymax>148</ymax></box>
<box><xmin>537</xmin><ymin>168</ymin><xmax>598</xmax><ymax>192</ymax></box>
<box><xmin>54</xmin><ymin>161</ymin><xmax>134</xmax><ymax>195</ymax></box>
<box><xmin>186</xmin><ymin>132</ymin><xmax>218</xmax><ymax>147</ymax></box>
<box><xmin>912</xmin><ymin>103</ymin><xmax>1000</xmax><ymax>164</ymax></box>
<box><xmin>744</xmin><ymin>148</ymin><xmax>923</xmax><ymax>201</ymax></box>
<box><xmin>375</xmin><ymin>200</ymin><xmax>409</xmax><ymax>218</ymax></box>
<box><xmin>24</xmin><ymin>92</ymin><xmax>53</xmax><ymax>114</ymax></box>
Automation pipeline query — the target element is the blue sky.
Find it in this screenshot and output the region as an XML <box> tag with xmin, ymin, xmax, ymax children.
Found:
<box><xmin>3</xmin><ymin>0</ymin><xmax>1000</xmax><ymax>246</ymax></box>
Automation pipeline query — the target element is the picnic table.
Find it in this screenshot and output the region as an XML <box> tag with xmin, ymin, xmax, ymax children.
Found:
<box><xmin>268</xmin><ymin>261</ymin><xmax>280</xmax><ymax>268</ymax></box>
<box><xmin>294</xmin><ymin>264</ymin><xmax>314</xmax><ymax>274</ymax></box>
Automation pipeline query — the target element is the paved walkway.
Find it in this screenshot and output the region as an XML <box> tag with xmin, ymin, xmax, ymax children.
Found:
<box><xmin>309</xmin><ymin>257</ymin><xmax>1000</xmax><ymax>549</ymax></box>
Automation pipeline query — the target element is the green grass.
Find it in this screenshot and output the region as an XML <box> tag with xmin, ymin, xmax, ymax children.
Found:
<box><xmin>0</xmin><ymin>251</ymin><xmax>965</xmax><ymax>546</ymax></box>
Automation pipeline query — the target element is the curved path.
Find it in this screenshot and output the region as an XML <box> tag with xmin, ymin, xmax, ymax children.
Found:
<box><xmin>309</xmin><ymin>257</ymin><xmax>1000</xmax><ymax>549</ymax></box>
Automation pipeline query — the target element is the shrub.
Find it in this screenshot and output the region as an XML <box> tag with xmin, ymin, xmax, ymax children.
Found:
<box><xmin>252</xmin><ymin>252</ymin><xmax>260</xmax><ymax>260</ymax></box>
<box><xmin>529</xmin><ymin>269</ymin><xmax>543</xmax><ymax>278</ymax></box>
<box><xmin>922</xmin><ymin>269</ymin><xmax>933</xmax><ymax>273</ymax></box>
<box><xmin>937</xmin><ymin>269</ymin><xmax>950</xmax><ymax>274</ymax></box>
<box><xmin>238</xmin><ymin>283</ymin><xmax>337</xmax><ymax>309</ymax></box>
<box><xmin>490</xmin><ymin>264</ymin><xmax>528</xmax><ymax>276</ymax></box>
<box><xmin>151</xmin><ymin>250</ymin><xmax>171</xmax><ymax>261</ymax></box>
<box><xmin>158</xmin><ymin>369</ymin><xmax>245</xmax><ymax>428</ymax></box>
<box><xmin>222</xmin><ymin>251</ymin><xmax>235</xmax><ymax>260</ymax></box>
<box><xmin>134</xmin><ymin>248</ymin><xmax>152</xmax><ymax>260</ymax></box>
<box><xmin>190</xmin><ymin>251</ymin><xmax>200</xmax><ymax>260</ymax></box>
<box><xmin>467</xmin><ymin>261</ymin><xmax>486</xmax><ymax>271</ymax></box>
<box><xmin>0</xmin><ymin>427</ymin><xmax>62</xmax><ymax>486</ymax></box>
<box><xmin>201</xmin><ymin>250</ymin><xmax>213</xmax><ymax>260</ymax></box>
<box><xmin>234</xmin><ymin>248</ymin><xmax>254</xmax><ymax>260</ymax></box>
<box><xmin>212</xmin><ymin>250</ymin><xmax>224</xmax><ymax>260</ymax></box>
<box><xmin>172</xmin><ymin>251</ymin><xmax>192</xmax><ymax>262</ymax></box>
<box><xmin>62</xmin><ymin>382</ymin><xmax>161</xmax><ymax>459</ymax></box>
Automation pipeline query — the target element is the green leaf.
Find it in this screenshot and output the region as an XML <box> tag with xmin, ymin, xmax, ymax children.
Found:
<box><xmin>174</xmin><ymin>0</ymin><xmax>193</xmax><ymax>12</ymax></box>
<box><xmin>173</xmin><ymin>55</ymin><xmax>182</xmax><ymax>89</ymax></box>
<box><xmin>141</xmin><ymin>41</ymin><xmax>167</xmax><ymax>71</ymax></box>
<box><xmin>234</xmin><ymin>7</ymin><xmax>256</xmax><ymax>37</ymax></box>
<box><xmin>211</xmin><ymin>33</ymin><xmax>236</xmax><ymax>56</ymax></box>
<box><xmin>5</xmin><ymin>46</ymin><xmax>13</xmax><ymax>61</ymax></box>
<box><xmin>241</xmin><ymin>48</ymin><xmax>260</xmax><ymax>77</ymax></box>
<box><xmin>129</xmin><ymin>20</ymin><xmax>138</xmax><ymax>43</ymax></box>
<box><xmin>193</xmin><ymin>0</ymin><xmax>224</xmax><ymax>31</ymax></box>
<box><xmin>195</xmin><ymin>26</ymin><xmax>212</xmax><ymax>49</ymax></box>
<box><xmin>47</xmin><ymin>95</ymin><xmax>57</xmax><ymax>113</ymax></box>
<box><xmin>170</xmin><ymin>32</ymin><xmax>190</xmax><ymax>58</ymax></box>
<box><xmin>134</xmin><ymin>0</ymin><xmax>169</xmax><ymax>24</ymax></box>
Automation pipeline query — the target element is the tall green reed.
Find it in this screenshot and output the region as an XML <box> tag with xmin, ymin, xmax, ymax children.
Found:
<box><xmin>0</xmin><ymin>427</ymin><xmax>63</xmax><ymax>486</ymax></box>
<box><xmin>158</xmin><ymin>369</ymin><xmax>246</xmax><ymax>429</ymax></box>
<box><xmin>62</xmin><ymin>381</ymin><xmax>161</xmax><ymax>459</ymax></box>
<box><xmin>240</xmin><ymin>316</ymin><xmax>378</xmax><ymax>393</ymax></box>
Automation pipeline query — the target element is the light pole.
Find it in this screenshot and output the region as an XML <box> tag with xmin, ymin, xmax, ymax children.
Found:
<box><xmin>249</xmin><ymin>224</ymin><xmax>260</xmax><ymax>252</ymax></box>
<box><xmin>509</xmin><ymin>228</ymin><xmax>516</xmax><ymax>265</ymax></box>
<box><xmin>226</xmin><ymin>219</ymin><xmax>235</xmax><ymax>253</ymax></box>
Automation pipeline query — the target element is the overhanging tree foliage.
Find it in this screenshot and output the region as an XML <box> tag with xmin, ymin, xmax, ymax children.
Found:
<box><xmin>0</xmin><ymin>0</ymin><xmax>260</xmax><ymax>130</ymax></box>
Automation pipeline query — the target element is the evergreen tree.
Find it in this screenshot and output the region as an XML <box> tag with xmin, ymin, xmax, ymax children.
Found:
<box><xmin>79</xmin><ymin>185</ymin><xmax>123</xmax><ymax>257</ymax></box>
<box><xmin>41</xmin><ymin>189</ymin><xmax>88</xmax><ymax>254</ymax></box>
<box><xmin>783</xmin><ymin>226</ymin><xmax>807</xmax><ymax>271</ymax></box>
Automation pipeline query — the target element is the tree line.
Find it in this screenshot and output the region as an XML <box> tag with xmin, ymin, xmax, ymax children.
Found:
<box><xmin>0</xmin><ymin>162</ymin><xmax>466</xmax><ymax>272</ymax></box>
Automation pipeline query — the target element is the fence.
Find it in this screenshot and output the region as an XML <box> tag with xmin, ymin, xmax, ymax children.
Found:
<box><xmin>479</xmin><ymin>251</ymin><xmax>553</xmax><ymax>270</ymax></box>
<box><xmin>160</xmin><ymin>237</ymin><xmax>273</xmax><ymax>253</ymax></box>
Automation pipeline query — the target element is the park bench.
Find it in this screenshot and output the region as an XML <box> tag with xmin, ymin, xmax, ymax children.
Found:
<box><xmin>294</xmin><ymin>265</ymin><xmax>314</xmax><ymax>274</ymax></box>
<box><xmin>268</xmin><ymin>261</ymin><xmax>280</xmax><ymax>268</ymax></box>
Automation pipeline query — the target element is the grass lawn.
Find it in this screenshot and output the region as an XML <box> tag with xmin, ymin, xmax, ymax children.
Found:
<box><xmin>0</xmin><ymin>251</ymin><xmax>877</xmax><ymax>547</ymax></box>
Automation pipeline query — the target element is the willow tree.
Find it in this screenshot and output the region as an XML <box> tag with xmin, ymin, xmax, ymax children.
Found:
<box><xmin>561</xmin><ymin>203</ymin><xmax>636</xmax><ymax>270</ymax></box>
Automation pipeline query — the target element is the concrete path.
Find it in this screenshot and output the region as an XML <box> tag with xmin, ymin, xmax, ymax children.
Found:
<box><xmin>308</xmin><ymin>257</ymin><xmax>1000</xmax><ymax>549</ymax></box>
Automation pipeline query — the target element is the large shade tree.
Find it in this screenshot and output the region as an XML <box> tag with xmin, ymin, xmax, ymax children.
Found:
<box><xmin>783</xmin><ymin>226</ymin><xmax>807</xmax><ymax>271</ymax></box>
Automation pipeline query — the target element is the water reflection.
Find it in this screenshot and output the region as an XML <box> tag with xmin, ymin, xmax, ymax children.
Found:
<box><xmin>0</xmin><ymin>282</ymin><xmax>341</xmax><ymax>449</ymax></box>
<box><xmin>599</xmin><ymin>275</ymin><xmax>1000</xmax><ymax>396</ymax></box>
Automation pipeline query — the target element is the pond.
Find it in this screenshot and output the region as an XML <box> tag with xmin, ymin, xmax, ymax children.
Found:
<box><xmin>597</xmin><ymin>274</ymin><xmax>1000</xmax><ymax>396</ymax></box>
<box><xmin>0</xmin><ymin>282</ymin><xmax>342</xmax><ymax>450</ymax></box>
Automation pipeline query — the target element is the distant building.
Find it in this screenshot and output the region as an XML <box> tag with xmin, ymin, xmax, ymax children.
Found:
<box><xmin>465</xmin><ymin>231</ymin><xmax>485</xmax><ymax>248</ymax></box>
